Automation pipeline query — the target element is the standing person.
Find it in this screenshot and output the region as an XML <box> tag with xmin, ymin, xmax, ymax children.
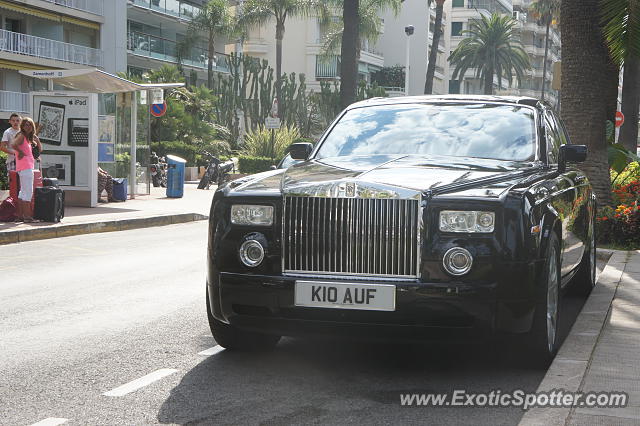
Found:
<box><xmin>11</xmin><ymin>117</ymin><xmax>42</xmax><ymax>222</ymax></box>
<box><xmin>1</xmin><ymin>113</ymin><xmax>21</xmax><ymax>177</ymax></box>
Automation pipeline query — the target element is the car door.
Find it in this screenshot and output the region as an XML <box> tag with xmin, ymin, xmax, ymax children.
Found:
<box><xmin>544</xmin><ymin>111</ymin><xmax>584</xmax><ymax>278</ymax></box>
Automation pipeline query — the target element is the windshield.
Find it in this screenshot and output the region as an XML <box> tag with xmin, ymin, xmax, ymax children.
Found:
<box><xmin>315</xmin><ymin>103</ymin><xmax>536</xmax><ymax>162</ymax></box>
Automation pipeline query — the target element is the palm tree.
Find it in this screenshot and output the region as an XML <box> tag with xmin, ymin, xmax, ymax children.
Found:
<box><xmin>186</xmin><ymin>0</ymin><xmax>235</xmax><ymax>89</ymax></box>
<box><xmin>602</xmin><ymin>0</ymin><xmax>640</xmax><ymax>153</ymax></box>
<box><xmin>240</xmin><ymin>0</ymin><xmax>328</xmax><ymax>116</ymax></box>
<box><xmin>145</xmin><ymin>65</ymin><xmax>185</xmax><ymax>84</ymax></box>
<box><xmin>424</xmin><ymin>0</ymin><xmax>445</xmax><ymax>94</ymax></box>
<box><xmin>530</xmin><ymin>0</ymin><xmax>560</xmax><ymax>101</ymax></box>
<box><xmin>319</xmin><ymin>0</ymin><xmax>402</xmax><ymax>62</ymax></box>
<box><xmin>448</xmin><ymin>14</ymin><xmax>531</xmax><ymax>95</ymax></box>
<box><xmin>561</xmin><ymin>0</ymin><xmax>613</xmax><ymax>204</ymax></box>
<box><xmin>340</xmin><ymin>0</ymin><xmax>359</xmax><ymax>109</ymax></box>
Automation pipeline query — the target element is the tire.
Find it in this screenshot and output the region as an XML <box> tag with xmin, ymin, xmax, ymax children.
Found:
<box><xmin>569</xmin><ymin>215</ymin><xmax>596</xmax><ymax>296</ymax></box>
<box><xmin>197</xmin><ymin>174</ymin><xmax>209</xmax><ymax>190</ymax></box>
<box><xmin>160</xmin><ymin>176</ymin><xmax>167</xmax><ymax>188</ymax></box>
<box><xmin>524</xmin><ymin>232</ymin><xmax>562</xmax><ymax>366</ymax></box>
<box><xmin>152</xmin><ymin>176</ymin><xmax>160</xmax><ymax>187</ymax></box>
<box><xmin>206</xmin><ymin>288</ymin><xmax>280</xmax><ymax>351</ymax></box>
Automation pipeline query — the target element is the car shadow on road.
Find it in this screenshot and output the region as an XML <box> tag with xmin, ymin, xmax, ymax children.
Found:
<box><xmin>156</xmin><ymin>335</ymin><xmax>549</xmax><ymax>425</ymax></box>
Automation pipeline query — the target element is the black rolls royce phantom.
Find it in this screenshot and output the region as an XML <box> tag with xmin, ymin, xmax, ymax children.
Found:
<box><xmin>206</xmin><ymin>95</ymin><xmax>596</xmax><ymax>363</ymax></box>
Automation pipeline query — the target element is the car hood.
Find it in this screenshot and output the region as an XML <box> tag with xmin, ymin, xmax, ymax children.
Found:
<box><xmin>228</xmin><ymin>155</ymin><xmax>542</xmax><ymax>198</ymax></box>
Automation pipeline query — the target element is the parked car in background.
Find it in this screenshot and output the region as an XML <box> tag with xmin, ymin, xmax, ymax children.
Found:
<box><xmin>205</xmin><ymin>95</ymin><xmax>596</xmax><ymax>365</ymax></box>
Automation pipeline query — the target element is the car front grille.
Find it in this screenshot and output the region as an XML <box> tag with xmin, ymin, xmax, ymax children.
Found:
<box><xmin>282</xmin><ymin>197</ymin><xmax>421</xmax><ymax>278</ymax></box>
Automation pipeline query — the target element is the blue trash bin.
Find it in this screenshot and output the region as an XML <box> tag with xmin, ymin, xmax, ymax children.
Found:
<box><xmin>166</xmin><ymin>155</ymin><xmax>186</xmax><ymax>198</ymax></box>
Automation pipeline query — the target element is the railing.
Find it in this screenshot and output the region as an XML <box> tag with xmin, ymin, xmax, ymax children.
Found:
<box><xmin>129</xmin><ymin>0</ymin><xmax>200</xmax><ymax>20</ymax></box>
<box><xmin>42</xmin><ymin>0</ymin><xmax>103</xmax><ymax>16</ymax></box>
<box><xmin>127</xmin><ymin>31</ymin><xmax>230</xmax><ymax>73</ymax></box>
<box><xmin>316</xmin><ymin>55</ymin><xmax>340</xmax><ymax>78</ymax></box>
<box><xmin>0</xmin><ymin>29</ymin><xmax>102</xmax><ymax>67</ymax></box>
<box><xmin>0</xmin><ymin>90</ymin><xmax>30</xmax><ymax>114</ymax></box>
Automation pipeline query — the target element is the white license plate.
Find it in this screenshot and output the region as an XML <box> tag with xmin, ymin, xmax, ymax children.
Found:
<box><xmin>294</xmin><ymin>281</ymin><xmax>396</xmax><ymax>311</ymax></box>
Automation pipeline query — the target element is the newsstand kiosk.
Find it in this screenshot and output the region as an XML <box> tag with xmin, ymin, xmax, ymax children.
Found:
<box><xmin>19</xmin><ymin>69</ymin><xmax>183</xmax><ymax>207</ymax></box>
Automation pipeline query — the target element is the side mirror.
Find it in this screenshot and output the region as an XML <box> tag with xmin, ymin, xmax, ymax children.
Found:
<box><xmin>559</xmin><ymin>144</ymin><xmax>587</xmax><ymax>172</ymax></box>
<box><xmin>288</xmin><ymin>142</ymin><xmax>313</xmax><ymax>161</ymax></box>
<box><xmin>270</xmin><ymin>165</ymin><xmax>277</xmax><ymax>170</ymax></box>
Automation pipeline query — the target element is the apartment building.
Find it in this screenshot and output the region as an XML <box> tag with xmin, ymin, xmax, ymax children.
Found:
<box><xmin>378</xmin><ymin>0</ymin><xmax>449</xmax><ymax>95</ymax></box>
<box><xmin>0</xmin><ymin>0</ymin><xmax>103</xmax><ymax>119</ymax></box>
<box><xmin>444</xmin><ymin>0</ymin><xmax>560</xmax><ymax>105</ymax></box>
<box><xmin>511</xmin><ymin>0</ymin><xmax>560</xmax><ymax>106</ymax></box>
<box><xmin>102</xmin><ymin>0</ymin><xmax>230</xmax><ymax>85</ymax></box>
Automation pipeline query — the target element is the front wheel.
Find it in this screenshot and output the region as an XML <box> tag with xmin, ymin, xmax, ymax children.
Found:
<box><xmin>524</xmin><ymin>233</ymin><xmax>562</xmax><ymax>366</ymax></box>
<box><xmin>206</xmin><ymin>289</ymin><xmax>280</xmax><ymax>351</ymax></box>
<box><xmin>152</xmin><ymin>175</ymin><xmax>160</xmax><ymax>187</ymax></box>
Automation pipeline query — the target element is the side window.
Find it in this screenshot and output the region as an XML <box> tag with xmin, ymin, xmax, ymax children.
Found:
<box><xmin>545</xmin><ymin>114</ymin><xmax>561</xmax><ymax>164</ymax></box>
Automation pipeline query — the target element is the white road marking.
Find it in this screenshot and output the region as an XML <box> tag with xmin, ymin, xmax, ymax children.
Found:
<box><xmin>30</xmin><ymin>418</ymin><xmax>68</xmax><ymax>426</ymax></box>
<box><xmin>103</xmin><ymin>368</ymin><xmax>177</xmax><ymax>397</ymax></box>
<box><xmin>198</xmin><ymin>345</ymin><xmax>225</xmax><ymax>356</ymax></box>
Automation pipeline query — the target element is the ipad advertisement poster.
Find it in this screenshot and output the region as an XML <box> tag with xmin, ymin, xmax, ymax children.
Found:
<box><xmin>35</xmin><ymin>95</ymin><xmax>93</xmax><ymax>187</ymax></box>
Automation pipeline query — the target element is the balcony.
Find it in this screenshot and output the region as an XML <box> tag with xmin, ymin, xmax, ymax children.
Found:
<box><xmin>0</xmin><ymin>29</ymin><xmax>102</xmax><ymax>67</ymax></box>
<box><xmin>42</xmin><ymin>0</ymin><xmax>103</xmax><ymax>16</ymax></box>
<box><xmin>129</xmin><ymin>0</ymin><xmax>200</xmax><ymax>20</ymax></box>
<box><xmin>127</xmin><ymin>31</ymin><xmax>230</xmax><ymax>73</ymax></box>
<box><xmin>316</xmin><ymin>55</ymin><xmax>340</xmax><ymax>79</ymax></box>
<box><xmin>0</xmin><ymin>90</ymin><xmax>30</xmax><ymax>114</ymax></box>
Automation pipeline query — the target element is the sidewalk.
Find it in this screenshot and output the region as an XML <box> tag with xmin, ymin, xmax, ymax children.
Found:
<box><xmin>520</xmin><ymin>250</ymin><xmax>640</xmax><ymax>425</ymax></box>
<box><xmin>0</xmin><ymin>183</ymin><xmax>213</xmax><ymax>245</ymax></box>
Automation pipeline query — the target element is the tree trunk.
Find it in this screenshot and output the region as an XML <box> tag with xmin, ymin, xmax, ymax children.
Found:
<box><xmin>340</xmin><ymin>0</ymin><xmax>359</xmax><ymax>110</ymax></box>
<box><xmin>483</xmin><ymin>69</ymin><xmax>493</xmax><ymax>95</ymax></box>
<box><xmin>620</xmin><ymin>55</ymin><xmax>640</xmax><ymax>153</ymax></box>
<box><xmin>424</xmin><ymin>1</ymin><xmax>444</xmax><ymax>94</ymax></box>
<box><xmin>561</xmin><ymin>0</ymin><xmax>612</xmax><ymax>205</ymax></box>
<box><xmin>541</xmin><ymin>20</ymin><xmax>550</xmax><ymax>101</ymax></box>
<box><xmin>207</xmin><ymin>32</ymin><xmax>214</xmax><ymax>89</ymax></box>
<box><xmin>275</xmin><ymin>21</ymin><xmax>285</xmax><ymax>118</ymax></box>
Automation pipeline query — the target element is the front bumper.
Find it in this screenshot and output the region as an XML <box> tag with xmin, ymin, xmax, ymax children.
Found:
<box><xmin>208</xmin><ymin>272</ymin><xmax>537</xmax><ymax>340</ymax></box>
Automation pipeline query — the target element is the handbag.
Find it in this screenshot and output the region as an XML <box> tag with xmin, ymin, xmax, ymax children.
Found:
<box><xmin>31</xmin><ymin>142</ymin><xmax>40</xmax><ymax>159</ymax></box>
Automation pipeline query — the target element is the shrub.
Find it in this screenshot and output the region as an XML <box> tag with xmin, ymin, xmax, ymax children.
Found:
<box><xmin>0</xmin><ymin>151</ymin><xmax>7</xmax><ymax>190</ymax></box>
<box><xmin>238</xmin><ymin>155</ymin><xmax>275</xmax><ymax>174</ymax></box>
<box><xmin>151</xmin><ymin>141</ymin><xmax>200</xmax><ymax>166</ymax></box>
<box><xmin>596</xmin><ymin>202</ymin><xmax>640</xmax><ymax>248</ymax></box>
<box><xmin>241</xmin><ymin>125</ymin><xmax>301</xmax><ymax>161</ymax></box>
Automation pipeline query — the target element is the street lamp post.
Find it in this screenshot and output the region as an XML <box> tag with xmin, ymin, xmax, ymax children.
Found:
<box><xmin>404</xmin><ymin>25</ymin><xmax>415</xmax><ymax>96</ymax></box>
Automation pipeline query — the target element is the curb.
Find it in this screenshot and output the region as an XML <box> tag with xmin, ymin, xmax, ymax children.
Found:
<box><xmin>518</xmin><ymin>250</ymin><xmax>629</xmax><ymax>426</ymax></box>
<box><xmin>0</xmin><ymin>213</ymin><xmax>208</xmax><ymax>245</ymax></box>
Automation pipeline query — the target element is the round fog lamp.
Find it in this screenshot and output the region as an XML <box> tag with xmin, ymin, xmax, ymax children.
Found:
<box><xmin>239</xmin><ymin>240</ymin><xmax>265</xmax><ymax>267</ymax></box>
<box><xmin>443</xmin><ymin>247</ymin><xmax>473</xmax><ymax>276</ymax></box>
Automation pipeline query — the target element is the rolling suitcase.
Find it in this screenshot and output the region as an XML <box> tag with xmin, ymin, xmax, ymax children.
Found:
<box><xmin>34</xmin><ymin>187</ymin><xmax>65</xmax><ymax>223</ymax></box>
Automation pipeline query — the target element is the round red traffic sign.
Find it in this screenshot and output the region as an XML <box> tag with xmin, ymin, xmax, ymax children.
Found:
<box><xmin>615</xmin><ymin>111</ymin><xmax>625</xmax><ymax>127</ymax></box>
<box><xmin>150</xmin><ymin>101</ymin><xmax>167</xmax><ymax>117</ymax></box>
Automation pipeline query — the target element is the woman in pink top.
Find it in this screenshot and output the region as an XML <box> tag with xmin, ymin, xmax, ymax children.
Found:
<box><xmin>11</xmin><ymin>117</ymin><xmax>42</xmax><ymax>222</ymax></box>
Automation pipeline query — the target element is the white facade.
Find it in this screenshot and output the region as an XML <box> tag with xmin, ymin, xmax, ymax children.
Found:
<box><xmin>378</xmin><ymin>0</ymin><xmax>449</xmax><ymax>95</ymax></box>
<box><xmin>0</xmin><ymin>0</ymin><xmax>103</xmax><ymax>118</ymax></box>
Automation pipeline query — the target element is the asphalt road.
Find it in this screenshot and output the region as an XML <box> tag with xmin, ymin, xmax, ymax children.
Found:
<box><xmin>0</xmin><ymin>222</ymin><xmax>601</xmax><ymax>425</ymax></box>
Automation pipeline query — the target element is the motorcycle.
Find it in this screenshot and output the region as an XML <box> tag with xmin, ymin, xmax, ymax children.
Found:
<box><xmin>149</xmin><ymin>152</ymin><xmax>167</xmax><ymax>188</ymax></box>
<box><xmin>198</xmin><ymin>152</ymin><xmax>235</xmax><ymax>190</ymax></box>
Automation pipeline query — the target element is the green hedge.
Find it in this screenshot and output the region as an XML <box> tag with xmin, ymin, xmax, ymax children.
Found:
<box><xmin>150</xmin><ymin>141</ymin><xmax>200</xmax><ymax>166</ymax></box>
<box><xmin>238</xmin><ymin>155</ymin><xmax>275</xmax><ymax>174</ymax></box>
<box><xmin>0</xmin><ymin>151</ymin><xmax>7</xmax><ymax>190</ymax></box>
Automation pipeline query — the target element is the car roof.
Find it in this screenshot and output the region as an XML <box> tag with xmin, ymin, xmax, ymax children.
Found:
<box><xmin>348</xmin><ymin>94</ymin><xmax>541</xmax><ymax>109</ymax></box>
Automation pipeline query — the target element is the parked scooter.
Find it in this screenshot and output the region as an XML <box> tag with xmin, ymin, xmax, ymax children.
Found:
<box><xmin>149</xmin><ymin>152</ymin><xmax>167</xmax><ymax>188</ymax></box>
<box><xmin>197</xmin><ymin>152</ymin><xmax>235</xmax><ymax>190</ymax></box>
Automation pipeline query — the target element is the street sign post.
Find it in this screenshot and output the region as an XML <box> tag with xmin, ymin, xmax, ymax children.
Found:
<box><xmin>615</xmin><ymin>111</ymin><xmax>625</xmax><ymax>128</ymax></box>
<box><xmin>150</xmin><ymin>101</ymin><xmax>167</xmax><ymax>117</ymax></box>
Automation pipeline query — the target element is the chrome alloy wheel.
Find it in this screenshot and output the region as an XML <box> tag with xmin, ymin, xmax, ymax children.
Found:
<box><xmin>547</xmin><ymin>247</ymin><xmax>559</xmax><ymax>353</ymax></box>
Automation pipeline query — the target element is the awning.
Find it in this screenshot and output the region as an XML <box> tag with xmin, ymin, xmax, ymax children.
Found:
<box><xmin>0</xmin><ymin>59</ymin><xmax>57</xmax><ymax>71</ymax></box>
<box><xmin>0</xmin><ymin>1</ymin><xmax>99</xmax><ymax>30</ymax></box>
<box><xmin>19</xmin><ymin>69</ymin><xmax>185</xmax><ymax>93</ymax></box>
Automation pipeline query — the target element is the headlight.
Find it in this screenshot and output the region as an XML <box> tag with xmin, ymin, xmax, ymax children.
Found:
<box><xmin>439</xmin><ymin>211</ymin><xmax>495</xmax><ymax>233</ymax></box>
<box><xmin>231</xmin><ymin>205</ymin><xmax>274</xmax><ymax>226</ymax></box>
